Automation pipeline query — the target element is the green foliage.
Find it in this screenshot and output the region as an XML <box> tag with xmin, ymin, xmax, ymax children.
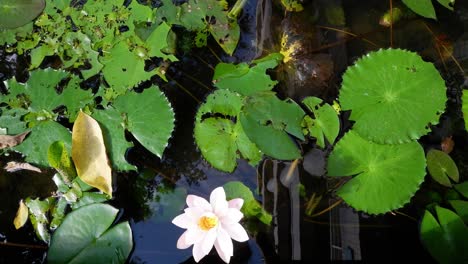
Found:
<box><xmin>47</xmin><ymin>204</ymin><xmax>133</xmax><ymax>264</ymax></box>
<box><xmin>0</xmin><ymin>0</ymin><xmax>45</xmax><ymax>29</ymax></box>
<box><xmin>420</xmin><ymin>206</ymin><xmax>468</xmax><ymax>264</ymax></box>
<box><xmin>25</xmin><ymin>197</ymin><xmax>55</xmax><ymax>243</ymax></box>
<box><xmin>156</xmin><ymin>0</ymin><xmax>240</xmax><ymax>55</ymax></box>
<box><xmin>426</xmin><ymin>149</ymin><xmax>459</xmax><ymax>187</ymax></box>
<box><xmin>454</xmin><ymin>181</ymin><xmax>468</xmax><ymax>198</ymax></box>
<box><xmin>402</xmin><ymin>0</ymin><xmax>454</xmax><ymax>19</ymax></box>
<box><xmin>327</xmin><ymin>131</ymin><xmax>426</xmax><ymax>214</ymax></box>
<box><xmin>240</xmin><ymin>92</ymin><xmax>305</xmax><ymax>160</ymax></box>
<box><xmin>280</xmin><ymin>0</ymin><xmax>304</xmax><ymax>12</ymax></box>
<box><xmin>113</xmin><ymin>87</ymin><xmax>175</xmax><ymax>159</ymax></box>
<box><xmin>339</xmin><ymin>49</ymin><xmax>446</xmax><ymax>144</ymax></box>
<box><xmin>462</xmin><ymin>90</ymin><xmax>468</xmax><ymax>131</ymax></box>
<box><xmin>449</xmin><ymin>200</ymin><xmax>468</xmax><ymax>223</ymax></box>
<box><xmin>194</xmin><ymin>89</ymin><xmax>261</xmax><ymax>172</ymax></box>
<box><xmin>48</xmin><ymin>141</ymin><xmax>77</xmax><ymax>184</ymax></box>
<box><xmin>223</xmin><ymin>181</ymin><xmax>272</xmax><ymax>225</ymax></box>
<box><xmin>213</xmin><ymin>53</ymin><xmax>283</xmax><ymax>96</ymax></box>
<box><xmin>301</xmin><ymin>97</ymin><xmax>340</xmax><ymax>148</ymax></box>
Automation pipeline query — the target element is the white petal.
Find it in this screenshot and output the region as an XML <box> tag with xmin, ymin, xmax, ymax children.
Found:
<box><xmin>184</xmin><ymin>207</ymin><xmax>205</xmax><ymax>222</ymax></box>
<box><xmin>221</xmin><ymin>208</ymin><xmax>243</xmax><ymax>224</ymax></box>
<box><xmin>223</xmin><ymin>222</ymin><xmax>249</xmax><ymax>242</ymax></box>
<box><xmin>193</xmin><ymin>238</ymin><xmax>208</xmax><ymax>262</ymax></box>
<box><xmin>187</xmin><ymin>194</ymin><xmax>212</xmax><ymax>211</ymax></box>
<box><xmin>214</xmin><ymin>227</ymin><xmax>233</xmax><ymax>263</ymax></box>
<box><xmin>228</xmin><ymin>198</ymin><xmax>244</xmax><ymax>210</ymax></box>
<box><xmin>185</xmin><ymin>228</ymin><xmax>204</xmax><ymax>246</ymax></box>
<box><xmin>210</xmin><ymin>187</ymin><xmax>228</xmax><ymax>217</ymax></box>
<box><xmin>176</xmin><ymin>231</ymin><xmax>193</xmax><ymax>249</ymax></box>
<box><xmin>201</xmin><ymin>228</ymin><xmax>217</xmax><ymax>254</ymax></box>
<box><xmin>172</xmin><ymin>213</ymin><xmax>192</xmax><ymax>229</ymax></box>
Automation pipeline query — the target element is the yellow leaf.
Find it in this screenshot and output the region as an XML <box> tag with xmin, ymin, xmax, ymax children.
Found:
<box><xmin>13</xmin><ymin>200</ymin><xmax>28</xmax><ymax>230</ymax></box>
<box><xmin>72</xmin><ymin>111</ymin><xmax>112</xmax><ymax>196</ymax></box>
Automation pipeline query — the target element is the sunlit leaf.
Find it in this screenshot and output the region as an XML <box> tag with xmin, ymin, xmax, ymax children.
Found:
<box><xmin>402</xmin><ymin>0</ymin><xmax>436</xmax><ymax>19</ymax></box>
<box><xmin>48</xmin><ymin>141</ymin><xmax>77</xmax><ymax>183</ymax></box>
<box><xmin>48</xmin><ymin>204</ymin><xmax>133</xmax><ymax>264</ymax></box>
<box><xmin>213</xmin><ymin>53</ymin><xmax>283</xmax><ymax>96</ymax></box>
<box><xmin>72</xmin><ymin>111</ymin><xmax>112</xmax><ymax>196</ymax></box>
<box><xmin>240</xmin><ymin>92</ymin><xmax>304</xmax><ymax>160</ymax></box>
<box><xmin>327</xmin><ymin>130</ymin><xmax>426</xmax><ymax>214</ymax></box>
<box><xmin>339</xmin><ymin>49</ymin><xmax>446</xmax><ymax>144</ymax></box>
<box><xmin>25</xmin><ymin>197</ymin><xmax>55</xmax><ymax>243</ymax></box>
<box><xmin>302</xmin><ymin>97</ymin><xmax>340</xmax><ymax>148</ymax></box>
<box><xmin>13</xmin><ymin>200</ymin><xmax>29</xmax><ymax>229</ymax></box>
<box><xmin>426</xmin><ymin>149</ymin><xmax>459</xmax><ymax>187</ymax></box>
<box><xmin>71</xmin><ymin>192</ymin><xmax>109</xmax><ymax>210</ymax></box>
<box><xmin>113</xmin><ymin>87</ymin><xmax>175</xmax><ymax>159</ymax></box>
<box><xmin>50</xmin><ymin>197</ymin><xmax>68</xmax><ymax>230</ymax></box>
<box><xmin>223</xmin><ymin>181</ymin><xmax>272</xmax><ymax>225</ymax></box>
<box><xmin>0</xmin><ymin>0</ymin><xmax>45</xmax><ymax>29</ymax></box>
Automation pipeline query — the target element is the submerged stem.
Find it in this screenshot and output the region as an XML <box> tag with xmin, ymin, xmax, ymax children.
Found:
<box><xmin>308</xmin><ymin>199</ymin><xmax>343</xmax><ymax>218</ymax></box>
<box><xmin>0</xmin><ymin>241</ymin><xmax>47</xmax><ymax>250</ymax></box>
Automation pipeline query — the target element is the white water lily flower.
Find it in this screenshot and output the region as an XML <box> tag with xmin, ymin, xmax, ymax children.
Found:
<box><xmin>172</xmin><ymin>187</ymin><xmax>249</xmax><ymax>263</ymax></box>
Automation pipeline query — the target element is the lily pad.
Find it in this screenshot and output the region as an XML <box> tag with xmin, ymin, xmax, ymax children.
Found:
<box><xmin>302</xmin><ymin>96</ymin><xmax>340</xmax><ymax>148</ymax></box>
<box><xmin>113</xmin><ymin>87</ymin><xmax>175</xmax><ymax>158</ymax></box>
<box><xmin>47</xmin><ymin>204</ymin><xmax>133</xmax><ymax>264</ymax></box>
<box><xmin>454</xmin><ymin>181</ymin><xmax>468</xmax><ymax>198</ymax></box>
<box><xmin>462</xmin><ymin>90</ymin><xmax>468</xmax><ymax>131</ymax></box>
<box><xmin>327</xmin><ymin>130</ymin><xmax>426</xmax><ymax>214</ymax></box>
<box><xmin>213</xmin><ymin>53</ymin><xmax>283</xmax><ymax>96</ymax></box>
<box><xmin>339</xmin><ymin>49</ymin><xmax>446</xmax><ymax>144</ymax></box>
<box><xmin>449</xmin><ymin>200</ymin><xmax>468</xmax><ymax>223</ymax></box>
<box><xmin>402</xmin><ymin>0</ymin><xmax>454</xmax><ymax>19</ymax></box>
<box><xmin>426</xmin><ymin>149</ymin><xmax>459</xmax><ymax>187</ymax></box>
<box><xmin>420</xmin><ymin>206</ymin><xmax>468</xmax><ymax>264</ymax></box>
<box><xmin>223</xmin><ymin>181</ymin><xmax>272</xmax><ymax>225</ymax></box>
<box><xmin>0</xmin><ymin>0</ymin><xmax>45</xmax><ymax>29</ymax></box>
<box><xmin>239</xmin><ymin>92</ymin><xmax>305</xmax><ymax>160</ymax></box>
<box><xmin>194</xmin><ymin>89</ymin><xmax>261</xmax><ymax>172</ymax></box>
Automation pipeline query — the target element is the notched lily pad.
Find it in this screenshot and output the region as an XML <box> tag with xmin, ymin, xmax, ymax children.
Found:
<box><xmin>339</xmin><ymin>49</ymin><xmax>447</xmax><ymax>144</ymax></box>
<box><xmin>426</xmin><ymin>149</ymin><xmax>459</xmax><ymax>187</ymax></box>
<box><xmin>327</xmin><ymin>130</ymin><xmax>426</xmax><ymax>214</ymax></box>
<box><xmin>302</xmin><ymin>97</ymin><xmax>339</xmax><ymax>148</ymax></box>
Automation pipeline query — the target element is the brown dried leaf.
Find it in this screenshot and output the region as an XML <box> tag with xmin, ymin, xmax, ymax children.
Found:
<box><xmin>441</xmin><ymin>136</ymin><xmax>454</xmax><ymax>154</ymax></box>
<box><xmin>72</xmin><ymin>111</ymin><xmax>112</xmax><ymax>196</ymax></box>
<box><xmin>4</xmin><ymin>161</ymin><xmax>42</xmax><ymax>173</ymax></box>
<box><xmin>0</xmin><ymin>131</ymin><xmax>30</xmax><ymax>149</ymax></box>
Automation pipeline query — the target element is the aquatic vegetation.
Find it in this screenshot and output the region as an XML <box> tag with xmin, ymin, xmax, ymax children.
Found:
<box><xmin>47</xmin><ymin>204</ymin><xmax>133</xmax><ymax>264</ymax></box>
<box><xmin>0</xmin><ymin>0</ymin><xmax>45</xmax><ymax>29</ymax></box>
<box><xmin>339</xmin><ymin>49</ymin><xmax>447</xmax><ymax>144</ymax></box>
<box><xmin>402</xmin><ymin>0</ymin><xmax>454</xmax><ymax>19</ymax></box>
<box><xmin>426</xmin><ymin>149</ymin><xmax>459</xmax><ymax>187</ymax></box>
<box><xmin>301</xmin><ymin>97</ymin><xmax>340</xmax><ymax>148</ymax></box>
<box><xmin>172</xmin><ymin>187</ymin><xmax>249</xmax><ymax>263</ymax></box>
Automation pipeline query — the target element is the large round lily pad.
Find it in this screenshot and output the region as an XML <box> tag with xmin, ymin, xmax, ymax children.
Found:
<box><xmin>339</xmin><ymin>49</ymin><xmax>446</xmax><ymax>144</ymax></box>
<box><xmin>47</xmin><ymin>203</ymin><xmax>133</xmax><ymax>264</ymax></box>
<box><xmin>0</xmin><ymin>0</ymin><xmax>45</xmax><ymax>29</ymax></box>
<box><xmin>327</xmin><ymin>130</ymin><xmax>426</xmax><ymax>214</ymax></box>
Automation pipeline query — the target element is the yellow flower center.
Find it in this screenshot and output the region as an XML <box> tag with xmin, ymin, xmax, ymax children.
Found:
<box><xmin>198</xmin><ymin>215</ymin><xmax>218</xmax><ymax>231</ymax></box>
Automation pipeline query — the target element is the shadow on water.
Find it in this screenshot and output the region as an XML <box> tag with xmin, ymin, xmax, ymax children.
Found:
<box><xmin>1</xmin><ymin>0</ymin><xmax>468</xmax><ymax>263</ymax></box>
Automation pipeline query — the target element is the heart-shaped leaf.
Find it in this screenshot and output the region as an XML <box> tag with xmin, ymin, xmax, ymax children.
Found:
<box><xmin>47</xmin><ymin>204</ymin><xmax>133</xmax><ymax>264</ymax></box>
<box><xmin>327</xmin><ymin>130</ymin><xmax>426</xmax><ymax>214</ymax></box>
<box><xmin>339</xmin><ymin>49</ymin><xmax>446</xmax><ymax>144</ymax></box>
<box><xmin>426</xmin><ymin>149</ymin><xmax>459</xmax><ymax>187</ymax></box>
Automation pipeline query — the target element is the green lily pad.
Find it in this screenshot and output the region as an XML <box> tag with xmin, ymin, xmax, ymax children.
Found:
<box><xmin>0</xmin><ymin>0</ymin><xmax>45</xmax><ymax>29</ymax></box>
<box><xmin>113</xmin><ymin>87</ymin><xmax>175</xmax><ymax>158</ymax></box>
<box><xmin>194</xmin><ymin>89</ymin><xmax>261</xmax><ymax>172</ymax></box>
<box><xmin>454</xmin><ymin>181</ymin><xmax>468</xmax><ymax>198</ymax></box>
<box><xmin>302</xmin><ymin>96</ymin><xmax>340</xmax><ymax>148</ymax></box>
<box><xmin>213</xmin><ymin>53</ymin><xmax>283</xmax><ymax>96</ymax></box>
<box><xmin>449</xmin><ymin>200</ymin><xmax>468</xmax><ymax>223</ymax></box>
<box><xmin>327</xmin><ymin>130</ymin><xmax>426</xmax><ymax>214</ymax></box>
<box><xmin>339</xmin><ymin>49</ymin><xmax>446</xmax><ymax>144</ymax></box>
<box><xmin>93</xmin><ymin>107</ymin><xmax>135</xmax><ymax>172</ymax></box>
<box><xmin>402</xmin><ymin>0</ymin><xmax>454</xmax><ymax>19</ymax></box>
<box><xmin>223</xmin><ymin>181</ymin><xmax>272</xmax><ymax>225</ymax></box>
<box><xmin>426</xmin><ymin>149</ymin><xmax>459</xmax><ymax>187</ymax></box>
<box><xmin>14</xmin><ymin>120</ymin><xmax>71</xmax><ymax>166</ymax></box>
<box><xmin>420</xmin><ymin>206</ymin><xmax>468</xmax><ymax>264</ymax></box>
<box><xmin>48</xmin><ymin>204</ymin><xmax>133</xmax><ymax>264</ymax></box>
<box><xmin>240</xmin><ymin>92</ymin><xmax>304</xmax><ymax>160</ymax></box>
<box><xmin>462</xmin><ymin>90</ymin><xmax>468</xmax><ymax>131</ymax></box>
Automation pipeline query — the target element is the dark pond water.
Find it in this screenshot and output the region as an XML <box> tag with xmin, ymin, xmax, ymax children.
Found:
<box><xmin>1</xmin><ymin>0</ymin><xmax>468</xmax><ymax>263</ymax></box>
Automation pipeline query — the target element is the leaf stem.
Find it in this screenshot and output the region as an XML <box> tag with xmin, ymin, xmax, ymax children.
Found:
<box><xmin>308</xmin><ymin>199</ymin><xmax>343</xmax><ymax>218</ymax></box>
<box><xmin>0</xmin><ymin>241</ymin><xmax>47</xmax><ymax>250</ymax></box>
<box><xmin>229</xmin><ymin>0</ymin><xmax>249</xmax><ymax>19</ymax></box>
